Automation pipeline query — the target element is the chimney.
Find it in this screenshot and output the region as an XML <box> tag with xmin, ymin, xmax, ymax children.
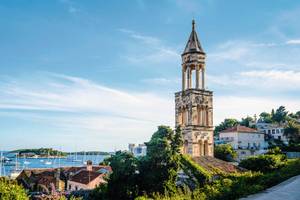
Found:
<box><xmin>86</xmin><ymin>160</ymin><xmax>93</xmax><ymax>171</ymax></box>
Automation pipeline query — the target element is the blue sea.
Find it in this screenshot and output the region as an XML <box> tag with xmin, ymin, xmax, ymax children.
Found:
<box><xmin>0</xmin><ymin>154</ymin><xmax>110</xmax><ymax>177</ymax></box>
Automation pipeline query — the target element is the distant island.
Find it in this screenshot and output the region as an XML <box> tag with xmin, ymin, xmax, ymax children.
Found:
<box><xmin>9</xmin><ymin>148</ymin><xmax>67</xmax><ymax>158</ymax></box>
<box><xmin>8</xmin><ymin>148</ymin><xmax>112</xmax><ymax>158</ymax></box>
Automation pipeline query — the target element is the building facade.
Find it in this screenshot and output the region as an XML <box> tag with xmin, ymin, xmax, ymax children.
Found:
<box><xmin>219</xmin><ymin>125</ymin><xmax>266</xmax><ymax>160</ymax></box>
<box><xmin>175</xmin><ymin>20</ymin><xmax>214</xmax><ymax>157</ymax></box>
<box><xmin>256</xmin><ymin>122</ymin><xmax>288</xmax><ymax>144</ymax></box>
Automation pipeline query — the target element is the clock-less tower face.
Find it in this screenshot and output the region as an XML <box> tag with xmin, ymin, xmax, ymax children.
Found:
<box><xmin>175</xmin><ymin>20</ymin><xmax>214</xmax><ymax>157</ymax></box>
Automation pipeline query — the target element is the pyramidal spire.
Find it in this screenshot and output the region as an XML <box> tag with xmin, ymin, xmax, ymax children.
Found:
<box><xmin>182</xmin><ymin>20</ymin><xmax>205</xmax><ymax>55</ymax></box>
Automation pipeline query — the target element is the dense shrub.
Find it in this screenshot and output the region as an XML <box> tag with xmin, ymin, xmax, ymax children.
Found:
<box><xmin>136</xmin><ymin>159</ymin><xmax>300</xmax><ymax>200</ymax></box>
<box><xmin>214</xmin><ymin>144</ymin><xmax>237</xmax><ymax>162</ymax></box>
<box><xmin>239</xmin><ymin>154</ymin><xmax>286</xmax><ymax>172</ymax></box>
<box><xmin>0</xmin><ymin>177</ymin><xmax>28</xmax><ymax>200</ymax></box>
<box><xmin>180</xmin><ymin>154</ymin><xmax>212</xmax><ymax>187</ymax></box>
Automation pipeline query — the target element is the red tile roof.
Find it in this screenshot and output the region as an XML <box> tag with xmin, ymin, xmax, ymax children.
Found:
<box><xmin>220</xmin><ymin>125</ymin><xmax>259</xmax><ymax>133</ymax></box>
<box><xmin>69</xmin><ymin>170</ymin><xmax>103</xmax><ymax>185</ymax></box>
<box><xmin>192</xmin><ymin>156</ymin><xmax>246</xmax><ymax>173</ymax></box>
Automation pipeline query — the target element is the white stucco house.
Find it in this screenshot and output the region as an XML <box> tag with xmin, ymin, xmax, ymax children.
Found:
<box><xmin>255</xmin><ymin>122</ymin><xmax>288</xmax><ymax>144</ymax></box>
<box><xmin>219</xmin><ymin>125</ymin><xmax>267</xmax><ymax>160</ymax></box>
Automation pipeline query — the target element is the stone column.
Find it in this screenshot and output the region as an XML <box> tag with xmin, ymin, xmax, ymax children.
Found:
<box><xmin>196</xmin><ymin>65</ymin><xmax>200</xmax><ymax>89</ymax></box>
<box><xmin>187</xmin><ymin>67</ymin><xmax>191</xmax><ymax>89</ymax></box>
<box><xmin>189</xmin><ymin>68</ymin><xmax>192</xmax><ymax>88</ymax></box>
<box><xmin>199</xmin><ymin>140</ymin><xmax>203</xmax><ymax>156</ymax></box>
<box><xmin>202</xmin><ymin>66</ymin><xmax>205</xmax><ymax>89</ymax></box>
<box><xmin>182</xmin><ymin>67</ymin><xmax>186</xmax><ymax>91</ymax></box>
<box><xmin>204</xmin><ymin>141</ymin><xmax>209</xmax><ymax>156</ymax></box>
<box><xmin>206</xmin><ymin>108</ymin><xmax>209</xmax><ymax>126</ymax></box>
<box><xmin>202</xmin><ymin>107</ymin><xmax>205</xmax><ymax>126</ymax></box>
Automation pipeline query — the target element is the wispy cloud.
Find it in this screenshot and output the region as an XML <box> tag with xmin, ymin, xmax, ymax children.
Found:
<box><xmin>119</xmin><ymin>29</ymin><xmax>180</xmax><ymax>64</ymax></box>
<box><xmin>208</xmin><ymin>69</ymin><xmax>300</xmax><ymax>93</ymax></box>
<box><xmin>209</xmin><ymin>39</ymin><xmax>300</xmax><ymax>70</ymax></box>
<box><xmin>214</xmin><ymin>95</ymin><xmax>299</xmax><ymax>124</ymax></box>
<box><xmin>0</xmin><ymin>72</ymin><xmax>174</xmax><ymax>150</ymax></box>
<box><xmin>286</xmin><ymin>39</ymin><xmax>300</xmax><ymax>45</ymax></box>
<box><xmin>1</xmin><ymin>72</ymin><xmax>299</xmax><ymax>150</ymax></box>
<box><xmin>142</xmin><ymin>77</ymin><xmax>180</xmax><ymax>85</ymax></box>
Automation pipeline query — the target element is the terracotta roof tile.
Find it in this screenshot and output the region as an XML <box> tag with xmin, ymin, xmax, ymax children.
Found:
<box><xmin>192</xmin><ymin>156</ymin><xmax>246</xmax><ymax>173</ymax></box>
<box><xmin>220</xmin><ymin>125</ymin><xmax>259</xmax><ymax>133</ymax></box>
<box><xmin>69</xmin><ymin>170</ymin><xmax>103</xmax><ymax>185</ymax></box>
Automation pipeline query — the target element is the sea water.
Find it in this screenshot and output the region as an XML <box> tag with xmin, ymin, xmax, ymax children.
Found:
<box><xmin>1</xmin><ymin>154</ymin><xmax>110</xmax><ymax>177</ymax></box>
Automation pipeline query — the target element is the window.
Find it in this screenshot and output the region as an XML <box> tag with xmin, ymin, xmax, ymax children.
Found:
<box><xmin>278</xmin><ymin>136</ymin><xmax>281</xmax><ymax>140</ymax></box>
<box><xmin>281</xmin><ymin>129</ymin><xmax>284</xmax><ymax>133</ymax></box>
<box><xmin>268</xmin><ymin>130</ymin><xmax>271</xmax><ymax>134</ymax></box>
<box><xmin>272</xmin><ymin>129</ymin><xmax>275</xmax><ymax>134</ymax></box>
<box><xmin>75</xmin><ymin>186</ymin><xmax>78</xmax><ymax>191</ymax></box>
<box><xmin>276</xmin><ymin>129</ymin><xmax>279</xmax><ymax>133</ymax></box>
<box><xmin>69</xmin><ymin>185</ymin><xmax>71</xmax><ymax>190</ymax></box>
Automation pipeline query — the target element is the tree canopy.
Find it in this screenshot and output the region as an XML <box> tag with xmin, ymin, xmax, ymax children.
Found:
<box><xmin>214</xmin><ymin>144</ymin><xmax>237</xmax><ymax>162</ymax></box>
<box><xmin>214</xmin><ymin>118</ymin><xmax>239</xmax><ymax>136</ymax></box>
<box><xmin>90</xmin><ymin>125</ymin><xmax>183</xmax><ymax>200</ymax></box>
<box><xmin>0</xmin><ymin>178</ymin><xmax>28</xmax><ymax>200</ymax></box>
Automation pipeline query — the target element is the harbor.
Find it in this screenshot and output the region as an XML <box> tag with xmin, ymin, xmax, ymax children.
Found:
<box><xmin>0</xmin><ymin>152</ymin><xmax>109</xmax><ymax>178</ymax></box>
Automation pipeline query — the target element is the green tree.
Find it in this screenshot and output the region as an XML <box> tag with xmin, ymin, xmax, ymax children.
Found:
<box><xmin>240</xmin><ymin>116</ymin><xmax>254</xmax><ymax>128</ymax></box>
<box><xmin>288</xmin><ymin>111</ymin><xmax>300</xmax><ymax>120</ymax></box>
<box><xmin>106</xmin><ymin>151</ymin><xmax>139</xmax><ymax>200</ymax></box>
<box><xmin>0</xmin><ymin>178</ymin><xmax>28</xmax><ymax>200</ymax></box>
<box><xmin>284</xmin><ymin>120</ymin><xmax>300</xmax><ymax>144</ymax></box>
<box><xmin>139</xmin><ymin>126</ymin><xmax>182</xmax><ymax>195</ymax></box>
<box><xmin>214</xmin><ymin>144</ymin><xmax>237</xmax><ymax>162</ymax></box>
<box><xmin>214</xmin><ymin>118</ymin><xmax>239</xmax><ymax>136</ymax></box>
<box><xmin>272</xmin><ymin>106</ymin><xmax>288</xmax><ymax>124</ymax></box>
<box><xmin>259</xmin><ymin>112</ymin><xmax>272</xmax><ymax>123</ymax></box>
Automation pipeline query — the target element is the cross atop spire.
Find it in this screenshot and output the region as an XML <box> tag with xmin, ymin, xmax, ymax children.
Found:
<box><xmin>192</xmin><ymin>19</ymin><xmax>195</xmax><ymax>30</ymax></box>
<box><xmin>182</xmin><ymin>20</ymin><xmax>205</xmax><ymax>55</ymax></box>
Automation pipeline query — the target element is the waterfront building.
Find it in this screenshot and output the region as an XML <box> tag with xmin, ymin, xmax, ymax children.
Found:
<box><xmin>16</xmin><ymin>161</ymin><xmax>111</xmax><ymax>194</ymax></box>
<box><xmin>175</xmin><ymin>20</ymin><xmax>214</xmax><ymax>157</ymax></box>
<box><xmin>67</xmin><ymin>161</ymin><xmax>107</xmax><ymax>191</ymax></box>
<box><xmin>256</xmin><ymin>122</ymin><xmax>288</xmax><ymax>144</ymax></box>
<box><xmin>128</xmin><ymin>143</ymin><xmax>147</xmax><ymax>157</ymax></box>
<box><xmin>219</xmin><ymin>125</ymin><xmax>267</xmax><ymax>160</ymax></box>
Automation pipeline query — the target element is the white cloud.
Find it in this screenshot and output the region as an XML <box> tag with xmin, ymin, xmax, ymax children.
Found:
<box><xmin>208</xmin><ymin>40</ymin><xmax>300</xmax><ymax>70</ymax></box>
<box><xmin>119</xmin><ymin>29</ymin><xmax>180</xmax><ymax>64</ymax></box>
<box><xmin>0</xmin><ymin>73</ymin><xmax>174</xmax><ymax>150</ymax></box>
<box><xmin>1</xmin><ymin>72</ymin><xmax>299</xmax><ymax>150</ymax></box>
<box><xmin>208</xmin><ymin>69</ymin><xmax>300</xmax><ymax>91</ymax></box>
<box><xmin>142</xmin><ymin>77</ymin><xmax>180</xmax><ymax>85</ymax></box>
<box><xmin>286</xmin><ymin>39</ymin><xmax>300</xmax><ymax>45</ymax></box>
<box><xmin>214</xmin><ymin>95</ymin><xmax>299</xmax><ymax>124</ymax></box>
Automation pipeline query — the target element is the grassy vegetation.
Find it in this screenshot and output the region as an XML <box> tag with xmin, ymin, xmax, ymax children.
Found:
<box><xmin>135</xmin><ymin>158</ymin><xmax>300</xmax><ymax>200</ymax></box>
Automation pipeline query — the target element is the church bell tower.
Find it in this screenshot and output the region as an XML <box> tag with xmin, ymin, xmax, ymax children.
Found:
<box><xmin>175</xmin><ymin>20</ymin><xmax>214</xmax><ymax>157</ymax></box>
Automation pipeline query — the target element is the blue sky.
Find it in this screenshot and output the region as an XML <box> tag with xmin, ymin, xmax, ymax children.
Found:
<box><xmin>0</xmin><ymin>0</ymin><xmax>300</xmax><ymax>151</ymax></box>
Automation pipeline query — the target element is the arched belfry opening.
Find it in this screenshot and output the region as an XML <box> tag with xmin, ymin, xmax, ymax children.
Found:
<box><xmin>175</xmin><ymin>20</ymin><xmax>214</xmax><ymax>157</ymax></box>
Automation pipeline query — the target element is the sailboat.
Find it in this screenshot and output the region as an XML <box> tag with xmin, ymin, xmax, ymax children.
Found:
<box><xmin>10</xmin><ymin>154</ymin><xmax>22</xmax><ymax>179</ymax></box>
<box><xmin>44</xmin><ymin>151</ymin><xmax>52</xmax><ymax>165</ymax></box>
<box><xmin>23</xmin><ymin>155</ymin><xmax>30</xmax><ymax>165</ymax></box>
<box><xmin>0</xmin><ymin>151</ymin><xmax>6</xmax><ymax>177</ymax></box>
<box><xmin>73</xmin><ymin>151</ymin><xmax>81</xmax><ymax>162</ymax></box>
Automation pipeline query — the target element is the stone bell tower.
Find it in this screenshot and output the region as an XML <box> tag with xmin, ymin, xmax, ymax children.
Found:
<box><xmin>175</xmin><ymin>20</ymin><xmax>214</xmax><ymax>157</ymax></box>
